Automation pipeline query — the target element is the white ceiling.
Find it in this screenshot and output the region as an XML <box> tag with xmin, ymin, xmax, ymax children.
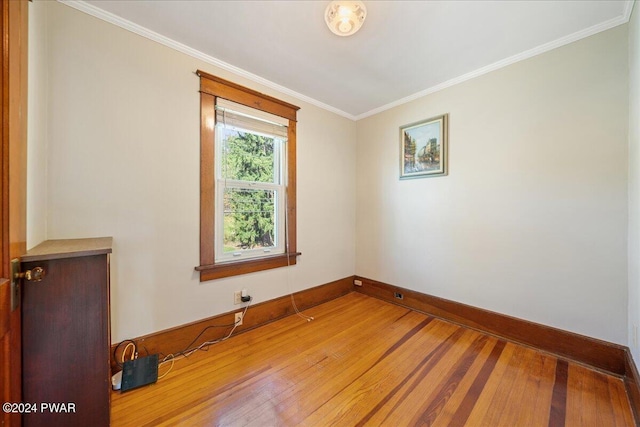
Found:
<box><xmin>66</xmin><ymin>0</ymin><xmax>634</xmax><ymax>120</ymax></box>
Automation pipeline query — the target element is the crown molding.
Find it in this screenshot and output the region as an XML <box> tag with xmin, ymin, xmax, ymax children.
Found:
<box><xmin>355</xmin><ymin>5</ymin><xmax>633</xmax><ymax>120</ymax></box>
<box><xmin>624</xmin><ymin>0</ymin><xmax>636</xmax><ymax>21</ymax></box>
<box><xmin>57</xmin><ymin>0</ymin><xmax>357</xmax><ymax>121</ymax></box>
<box><xmin>58</xmin><ymin>0</ymin><xmax>632</xmax><ymax>123</ymax></box>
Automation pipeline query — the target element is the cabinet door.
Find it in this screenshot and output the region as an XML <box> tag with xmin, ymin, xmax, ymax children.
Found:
<box><xmin>22</xmin><ymin>255</ymin><xmax>110</xmax><ymax>427</ymax></box>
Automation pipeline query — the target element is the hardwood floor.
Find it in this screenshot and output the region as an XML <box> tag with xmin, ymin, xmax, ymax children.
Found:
<box><xmin>111</xmin><ymin>293</ymin><xmax>635</xmax><ymax>426</ymax></box>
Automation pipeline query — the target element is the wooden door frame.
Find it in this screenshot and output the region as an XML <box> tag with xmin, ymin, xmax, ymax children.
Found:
<box><xmin>1</xmin><ymin>0</ymin><xmax>29</xmax><ymax>425</ymax></box>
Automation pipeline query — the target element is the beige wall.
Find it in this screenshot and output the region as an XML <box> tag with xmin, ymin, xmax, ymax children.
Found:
<box><xmin>629</xmin><ymin>2</ymin><xmax>640</xmax><ymax>359</ymax></box>
<box><xmin>356</xmin><ymin>26</ymin><xmax>629</xmax><ymax>344</ymax></box>
<box><xmin>29</xmin><ymin>1</ymin><xmax>633</xmax><ymax>347</ymax></box>
<box><xmin>27</xmin><ymin>1</ymin><xmax>48</xmax><ymax>249</ymax></box>
<box><xmin>33</xmin><ymin>1</ymin><xmax>356</xmax><ymax>343</ymax></box>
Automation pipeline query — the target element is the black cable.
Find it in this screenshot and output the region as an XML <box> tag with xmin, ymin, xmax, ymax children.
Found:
<box><xmin>115</xmin><ymin>297</ymin><xmax>253</xmax><ymax>365</ymax></box>
<box><xmin>141</xmin><ymin>345</ymin><xmax>151</xmax><ymax>357</ymax></box>
<box><xmin>173</xmin><ymin>297</ymin><xmax>253</xmax><ymax>358</ymax></box>
<box><xmin>177</xmin><ymin>324</ymin><xmax>234</xmax><ymax>355</ymax></box>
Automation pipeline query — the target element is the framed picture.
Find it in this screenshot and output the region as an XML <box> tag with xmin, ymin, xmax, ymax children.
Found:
<box><xmin>400</xmin><ymin>114</ymin><xmax>448</xmax><ymax>179</ymax></box>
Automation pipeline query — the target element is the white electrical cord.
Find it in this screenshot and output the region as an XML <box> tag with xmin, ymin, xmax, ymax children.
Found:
<box><xmin>121</xmin><ymin>342</ymin><xmax>136</xmax><ymax>363</ymax></box>
<box><xmin>283</xmin><ymin>142</ymin><xmax>314</xmax><ymax>323</ymax></box>
<box><xmin>181</xmin><ymin>299</ymin><xmax>251</xmax><ymax>359</ymax></box>
<box><xmin>155</xmin><ymin>297</ymin><xmax>253</xmax><ymax>380</ymax></box>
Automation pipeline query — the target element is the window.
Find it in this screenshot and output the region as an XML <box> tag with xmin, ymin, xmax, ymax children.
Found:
<box><xmin>195</xmin><ymin>71</ymin><xmax>300</xmax><ymax>281</ymax></box>
<box><xmin>215</xmin><ymin>100</ymin><xmax>287</xmax><ymax>262</ymax></box>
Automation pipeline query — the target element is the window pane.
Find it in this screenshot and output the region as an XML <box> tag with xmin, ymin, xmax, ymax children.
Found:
<box><xmin>219</xmin><ymin>127</ymin><xmax>278</xmax><ymax>184</ymax></box>
<box><xmin>223</xmin><ymin>188</ymin><xmax>277</xmax><ymax>253</ymax></box>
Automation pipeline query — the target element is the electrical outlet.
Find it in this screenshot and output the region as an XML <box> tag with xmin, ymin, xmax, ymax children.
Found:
<box><xmin>234</xmin><ymin>291</ymin><xmax>242</xmax><ymax>305</ymax></box>
<box><xmin>354</xmin><ymin>279</ymin><xmax>362</xmax><ymax>286</ymax></box>
<box><xmin>235</xmin><ymin>312</ymin><xmax>244</xmax><ymax>326</ymax></box>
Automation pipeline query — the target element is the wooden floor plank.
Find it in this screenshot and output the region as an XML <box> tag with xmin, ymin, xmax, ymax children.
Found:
<box><xmin>608</xmin><ymin>375</ymin><xmax>636</xmax><ymax>427</ymax></box>
<box><xmin>594</xmin><ymin>368</ymin><xmax>617</xmax><ymax>426</ymax></box>
<box><xmin>441</xmin><ymin>338</ymin><xmax>507</xmax><ymax>426</ymax></box>
<box><xmin>572</xmin><ymin>364</ymin><xmax>598</xmax><ymax>426</ymax></box>
<box><xmin>404</xmin><ymin>332</ymin><xmax>491</xmax><ymax>426</ymax></box>
<box><xmin>515</xmin><ymin>353</ymin><xmax>557</xmax><ymax>426</ymax></box>
<box><xmin>474</xmin><ymin>344</ymin><xmax>531</xmax><ymax>426</ymax></box>
<box><xmin>495</xmin><ymin>347</ymin><xmax>547</xmax><ymax>427</ymax></box>
<box><xmin>549</xmin><ymin>358</ymin><xmax>569</xmax><ymax>427</ymax></box>
<box><xmin>430</xmin><ymin>337</ymin><xmax>504</xmax><ymax>427</ymax></box>
<box><xmin>110</xmin><ymin>293</ymin><xmax>635</xmax><ymax>427</ymax></box>
<box><xmin>462</xmin><ymin>342</ymin><xmax>519</xmax><ymax>424</ymax></box>
<box><xmin>566</xmin><ymin>361</ymin><xmax>586</xmax><ymax>426</ymax></box>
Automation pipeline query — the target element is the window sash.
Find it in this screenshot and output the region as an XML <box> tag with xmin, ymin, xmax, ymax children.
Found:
<box><xmin>214</xmin><ymin>114</ymin><xmax>287</xmax><ymax>263</ymax></box>
<box><xmin>216</xmin><ymin>124</ymin><xmax>284</xmax><ymax>185</ymax></box>
<box><xmin>215</xmin><ymin>181</ymin><xmax>285</xmax><ymax>262</ymax></box>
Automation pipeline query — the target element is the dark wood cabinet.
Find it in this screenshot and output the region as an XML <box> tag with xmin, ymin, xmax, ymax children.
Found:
<box><xmin>21</xmin><ymin>238</ymin><xmax>112</xmax><ymax>427</ymax></box>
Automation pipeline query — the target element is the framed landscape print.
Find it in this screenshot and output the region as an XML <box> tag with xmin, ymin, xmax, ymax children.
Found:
<box><xmin>400</xmin><ymin>114</ymin><xmax>448</xmax><ymax>179</ymax></box>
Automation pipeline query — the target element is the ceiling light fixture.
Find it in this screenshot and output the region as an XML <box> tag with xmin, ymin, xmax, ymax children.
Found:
<box><xmin>324</xmin><ymin>1</ymin><xmax>367</xmax><ymax>37</ymax></box>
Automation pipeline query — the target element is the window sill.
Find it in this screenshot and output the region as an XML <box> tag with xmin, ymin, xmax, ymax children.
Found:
<box><xmin>195</xmin><ymin>252</ymin><xmax>301</xmax><ymax>281</ymax></box>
